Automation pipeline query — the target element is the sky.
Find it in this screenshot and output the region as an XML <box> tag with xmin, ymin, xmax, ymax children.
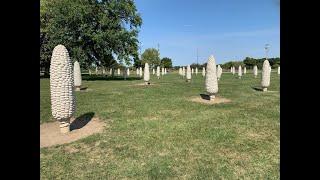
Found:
<box><xmin>134</xmin><ymin>0</ymin><xmax>280</xmax><ymax>66</ymax></box>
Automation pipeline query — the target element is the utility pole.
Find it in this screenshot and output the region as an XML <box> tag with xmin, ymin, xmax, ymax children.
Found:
<box><xmin>197</xmin><ymin>48</ymin><xmax>199</xmax><ymax>65</ymax></box>
<box><xmin>265</xmin><ymin>44</ymin><xmax>270</xmax><ymax>60</ymax></box>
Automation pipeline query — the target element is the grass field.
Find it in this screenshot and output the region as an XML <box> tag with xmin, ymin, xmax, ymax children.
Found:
<box><xmin>40</xmin><ymin>71</ymin><xmax>280</xmax><ymax>179</ymax></box>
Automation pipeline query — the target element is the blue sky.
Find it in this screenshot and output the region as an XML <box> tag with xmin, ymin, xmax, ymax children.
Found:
<box><xmin>134</xmin><ymin>0</ymin><xmax>280</xmax><ymax>66</ymax></box>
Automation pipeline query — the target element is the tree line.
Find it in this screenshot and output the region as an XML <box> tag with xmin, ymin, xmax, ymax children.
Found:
<box><xmin>173</xmin><ymin>57</ymin><xmax>280</xmax><ymax>70</ymax></box>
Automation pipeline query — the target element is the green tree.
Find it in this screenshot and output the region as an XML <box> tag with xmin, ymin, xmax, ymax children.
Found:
<box><xmin>40</xmin><ymin>0</ymin><xmax>142</xmax><ymax>75</ymax></box>
<box><xmin>141</xmin><ymin>48</ymin><xmax>160</xmax><ymax>68</ymax></box>
<box><xmin>160</xmin><ymin>57</ymin><xmax>173</xmax><ymax>68</ymax></box>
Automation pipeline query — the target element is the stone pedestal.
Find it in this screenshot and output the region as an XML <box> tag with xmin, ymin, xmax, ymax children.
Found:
<box><xmin>209</xmin><ymin>94</ymin><xmax>215</xmax><ymax>101</ymax></box>
<box><xmin>59</xmin><ymin>118</ymin><xmax>70</xmax><ymax>133</ymax></box>
<box><xmin>75</xmin><ymin>86</ymin><xmax>81</xmax><ymax>91</ymax></box>
<box><xmin>262</xmin><ymin>87</ymin><xmax>267</xmax><ymax>92</ymax></box>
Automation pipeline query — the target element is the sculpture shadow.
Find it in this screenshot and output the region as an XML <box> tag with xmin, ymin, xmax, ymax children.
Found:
<box><xmin>70</xmin><ymin>112</ymin><xmax>95</xmax><ymax>131</ymax></box>
<box><xmin>200</xmin><ymin>94</ymin><xmax>210</xmax><ymax>100</ymax></box>
<box><xmin>82</xmin><ymin>74</ymin><xmax>142</xmax><ymax>81</ymax></box>
<box><xmin>80</xmin><ymin>87</ymin><xmax>88</xmax><ymax>91</ymax></box>
<box><xmin>251</xmin><ymin>86</ymin><xmax>263</xmax><ymax>91</ymax></box>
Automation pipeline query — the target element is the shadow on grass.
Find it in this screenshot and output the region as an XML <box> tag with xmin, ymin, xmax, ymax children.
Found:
<box><xmin>80</xmin><ymin>87</ymin><xmax>88</xmax><ymax>91</ymax></box>
<box><xmin>82</xmin><ymin>74</ymin><xmax>142</xmax><ymax>81</ymax></box>
<box><xmin>200</xmin><ymin>94</ymin><xmax>210</xmax><ymax>100</ymax></box>
<box><xmin>251</xmin><ymin>86</ymin><xmax>263</xmax><ymax>91</ymax></box>
<box><xmin>70</xmin><ymin>112</ymin><xmax>95</xmax><ymax>131</ymax></box>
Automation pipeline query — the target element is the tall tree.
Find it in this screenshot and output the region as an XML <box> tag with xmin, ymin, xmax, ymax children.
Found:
<box><xmin>160</xmin><ymin>57</ymin><xmax>173</xmax><ymax>68</ymax></box>
<box><xmin>40</xmin><ymin>0</ymin><xmax>142</xmax><ymax>75</ymax></box>
<box><xmin>141</xmin><ymin>48</ymin><xmax>160</xmax><ymax>68</ymax></box>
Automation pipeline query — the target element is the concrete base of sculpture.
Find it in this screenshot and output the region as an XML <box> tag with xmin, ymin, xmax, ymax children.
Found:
<box><xmin>59</xmin><ymin>118</ymin><xmax>70</xmax><ymax>133</ymax></box>
<box><xmin>209</xmin><ymin>94</ymin><xmax>215</xmax><ymax>101</ymax></box>
<box><xmin>186</xmin><ymin>79</ymin><xmax>191</xmax><ymax>82</ymax></box>
<box><xmin>262</xmin><ymin>87</ymin><xmax>268</xmax><ymax>92</ymax></box>
<box><xmin>75</xmin><ymin>86</ymin><xmax>81</xmax><ymax>91</ymax></box>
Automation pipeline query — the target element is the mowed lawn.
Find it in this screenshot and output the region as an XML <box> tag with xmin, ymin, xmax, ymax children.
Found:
<box><xmin>40</xmin><ymin>70</ymin><xmax>280</xmax><ymax>179</ymax></box>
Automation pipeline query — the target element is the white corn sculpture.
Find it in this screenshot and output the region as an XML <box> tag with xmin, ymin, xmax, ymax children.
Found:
<box><xmin>278</xmin><ymin>66</ymin><xmax>280</xmax><ymax>75</ymax></box>
<box><xmin>153</xmin><ymin>68</ymin><xmax>155</xmax><ymax>75</ymax></box>
<box><xmin>95</xmin><ymin>66</ymin><xmax>98</xmax><ymax>74</ymax></box>
<box><xmin>244</xmin><ymin>67</ymin><xmax>246</xmax><ymax>74</ymax></box>
<box><xmin>186</xmin><ymin>65</ymin><xmax>191</xmax><ymax>82</ymax></box>
<box><xmin>202</xmin><ymin>67</ymin><xmax>205</xmax><ymax>77</ymax></box>
<box><xmin>144</xmin><ymin>63</ymin><xmax>150</xmax><ymax>85</ymax></box>
<box><xmin>261</xmin><ymin>60</ymin><xmax>271</xmax><ymax>91</ymax></box>
<box><xmin>89</xmin><ymin>69</ymin><xmax>92</xmax><ymax>75</ymax></box>
<box><xmin>50</xmin><ymin>45</ymin><xmax>76</xmax><ymax>133</ymax></box>
<box><xmin>157</xmin><ymin>66</ymin><xmax>160</xmax><ymax>79</ymax></box>
<box><xmin>73</xmin><ymin>61</ymin><xmax>82</xmax><ymax>91</ymax></box>
<box><xmin>253</xmin><ymin>65</ymin><xmax>258</xmax><ymax>78</ymax></box>
<box><xmin>109</xmin><ymin>68</ymin><xmax>112</xmax><ymax>75</ymax></box>
<box><xmin>139</xmin><ymin>67</ymin><xmax>143</xmax><ymax>77</ymax></box>
<box><xmin>232</xmin><ymin>66</ymin><xmax>235</xmax><ymax>75</ymax></box>
<box><xmin>191</xmin><ymin>68</ymin><xmax>194</xmax><ymax>74</ymax></box>
<box><xmin>217</xmin><ymin>65</ymin><xmax>222</xmax><ymax>81</ymax></box>
<box><xmin>238</xmin><ymin>65</ymin><xmax>242</xmax><ymax>79</ymax></box>
<box><xmin>127</xmin><ymin>68</ymin><xmax>130</xmax><ymax>76</ymax></box>
<box><xmin>182</xmin><ymin>67</ymin><xmax>186</xmax><ymax>78</ymax></box>
<box><xmin>205</xmin><ymin>55</ymin><xmax>218</xmax><ymax>100</ymax></box>
<box><xmin>196</xmin><ymin>67</ymin><xmax>198</xmax><ymax>75</ymax></box>
<box><xmin>117</xmin><ymin>68</ymin><xmax>120</xmax><ymax>75</ymax></box>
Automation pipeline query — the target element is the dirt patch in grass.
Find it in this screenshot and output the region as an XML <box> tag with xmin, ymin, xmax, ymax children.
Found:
<box><xmin>189</xmin><ymin>96</ymin><xmax>231</xmax><ymax>105</ymax></box>
<box><xmin>130</xmin><ymin>82</ymin><xmax>158</xmax><ymax>86</ymax></box>
<box><xmin>40</xmin><ymin>116</ymin><xmax>105</xmax><ymax>148</ymax></box>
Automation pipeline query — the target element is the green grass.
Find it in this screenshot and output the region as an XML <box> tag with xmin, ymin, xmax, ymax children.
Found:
<box><xmin>40</xmin><ymin>71</ymin><xmax>280</xmax><ymax>179</ymax></box>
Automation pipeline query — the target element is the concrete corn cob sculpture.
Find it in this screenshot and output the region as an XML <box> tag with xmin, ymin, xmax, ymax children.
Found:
<box><xmin>144</xmin><ymin>63</ymin><xmax>150</xmax><ymax>85</ymax></box>
<box><xmin>205</xmin><ymin>55</ymin><xmax>218</xmax><ymax>100</ymax></box>
<box><xmin>186</xmin><ymin>65</ymin><xmax>191</xmax><ymax>82</ymax></box>
<box><xmin>50</xmin><ymin>45</ymin><xmax>76</xmax><ymax>133</ymax></box>
<box><xmin>253</xmin><ymin>65</ymin><xmax>258</xmax><ymax>78</ymax></box>
<box><xmin>238</xmin><ymin>65</ymin><xmax>242</xmax><ymax>79</ymax></box>
<box><xmin>217</xmin><ymin>65</ymin><xmax>222</xmax><ymax>81</ymax></box>
<box><xmin>278</xmin><ymin>66</ymin><xmax>280</xmax><ymax>75</ymax></box>
<box><xmin>195</xmin><ymin>67</ymin><xmax>198</xmax><ymax>75</ymax></box>
<box><xmin>261</xmin><ymin>60</ymin><xmax>271</xmax><ymax>91</ymax></box>
<box><xmin>191</xmin><ymin>68</ymin><xmax>194</xmax><ymax>74</ymax></box>
<box><xmin>73</xmin><ymin>61</ymin><xmax>82</xmax><ymax>91</ymax></box>
<box><xmin>202</xmin><ymin>67</ymin><xmax>205</xmax><ymax>77</ymax></box>
<box><xmin>153</xmin><ymin>68</ymin><xmax>155</xmax><ymax>75</ymax></box>
<box><xmin>157</xmin><ymin>66</ymin><xmax>160</xmax><ymax>79</ymax></box>
<box><xmin>139</xmin><ymin>67</ymin><xmax>143</xmax><ymax>77</ymax></box>
<box><xmin>244</xmin><ymin>67</ymin><xmax>246</xmax><ymax>74</ymax></box>
<box><xmin>232</xmin><ymin>66</ymin><xmax>235</xmax><ymax>75</ymax></box>
<box><xmin>127</xmin><ymin>68</ymin><xmax>130</xmax><ymax>76</ymax></box>
<box><xmin>182</xmin><ymin>67</ymin><xmax>186</xmax><ymax>78</ymax></box>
